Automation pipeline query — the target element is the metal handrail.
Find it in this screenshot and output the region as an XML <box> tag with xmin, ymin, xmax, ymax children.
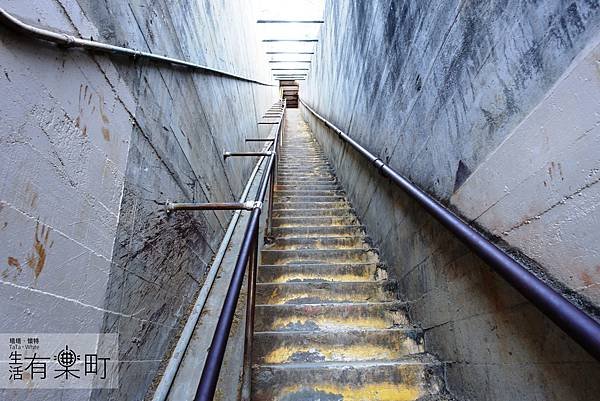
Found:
<box><xmin>299</xmin><ymin>98</ymin><xmax>600</xmax><ymax>361</ymax></box>
<box><xmin>0</xmin><ymin>8</ymin><xmax>274</xmax><ymax>86</ymax></box>
<box><xmin>194</xmin><ymin>100</ymin><xmax>286</xmax><ymax>401</ymax></box>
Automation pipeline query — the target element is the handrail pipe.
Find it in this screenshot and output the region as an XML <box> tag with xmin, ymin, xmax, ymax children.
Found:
<box><xmin>299</xmin><ymin>98</ymin><xmax>600</xmax><ymax>361</ymax></box>
<box><xmin>194</xmin><ymin>100</ymin><xmax>285</xmax><ymax>401</ymax></box>
<box><xmin>0</xmin><ymin>8</ymin><xmax>274</xmax><ymax>86</ymax></box>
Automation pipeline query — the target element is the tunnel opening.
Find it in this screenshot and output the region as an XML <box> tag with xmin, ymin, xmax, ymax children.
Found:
<box><xmin>280</xmin><ymin>80</ymin><xmax>299</xmax><ymax>108</ymax></box>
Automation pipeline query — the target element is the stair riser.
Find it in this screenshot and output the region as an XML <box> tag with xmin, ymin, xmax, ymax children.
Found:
<box><xmin>272</xmin><ymin>216</ymin><xmax>358</xmax><ymax>227</ymax></box>
<box><xmin>266</xmin><ymin>236</ymin><xmax>368</xmax><ymax>250</ymax></box>
<box><xmin>275</xmin><ymin>184</ymin><xmax>341</xmax><ymax>191</ymax></box>
<box><xmin>252</xmin><ymin>330</ymin><xmax>424</xmax><ymax>364</ymax></box>
<box><xmin>273</xmin><ymin>202</ymin><xmax>351</xmax><ymax>211</ymax></box>
<box><xmin>275</xmin><ymin>190</ymin><xmax>345</xmax><ymax>197</ymax></box>
<box><xmin>260</xmin><ymin>249</ymin><xmax>379</xmax><ymax>265</ymax></box>
<box><xmin>257</xmin><ymin>264</ymin><xmax>384</xmax><ymax>284</ymax></box>
<box><xmin>271</xmin><ymin>225</ymin><xmax>366</xmax><ymax>238</ymax></box>
<box><xmin>254</xmin><ymin>302</ymin><xmax>408</xmax><ymax>332</ymax></box>
<box><xmin>271</xmin><ymin>208</ymin><xmax>352</xmax><ymax>218</ymax></box>
<box><xmin>273</xmin><ymin>196</ymin><xmax>347</xmax><ymax>204</ymax></box>
<box><xmin>256</xmin><ymin>282</ymin><xmax>393</xmax><ymax>305</ymax></box>
<box><xmin>276</xmin><ymin>176</ymin><xmax>337</xmax><ymax>182</ymax></box>
<box><xmin>252</xmin><ymin>363</ymin><xmax>444</xmax><ymax>401</ymax></box>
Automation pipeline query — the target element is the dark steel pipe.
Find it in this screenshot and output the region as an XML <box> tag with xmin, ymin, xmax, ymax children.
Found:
<box><xmin>0</xmin><ymin>8</ymin><xmax>274</xmax><ymax>86</ymax></box>
<box><xmin>194</xmin><ymin>208</ymin><xmax>261</xmax><ymax>401</ymax></box>
<box><xmin>245</xmin><ymin>138</ymin><xmax>275</xmax><ymax>142</ymax></box>
<box><xmin>165</xmin><ymin>201</ymin><xmax>257</xmax><ymax>213</ymax></box>
<box><xmin>299</xmin><ymin>98</ymin><xmax>600</xmax><ymax>361</ymax></box>
<box><xmin>224</xmin><ymin>151</ymin><xmax>274</xmax><ymax>159</ymax></box>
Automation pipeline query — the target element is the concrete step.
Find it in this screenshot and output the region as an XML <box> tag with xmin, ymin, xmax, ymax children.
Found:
<box><xmin>271</xmin><ymin>225</ymin><xmax>366</xmax><ymax>238</ymax></box>
<box><xmin>276</xmin><ymin>180</ymin><xmax>338</xmax><ymax>186</ymax></box>
<box><xmin>257</xmin><ymin>263</ymin><xmax>386</xmax><ymax>284</ymax></box>
<box><xmin>275</xmin><ymin>184</ymin><xmax>342</xmax><ymax>191</ymax></box>
<box><xmin>278</xmin><ymin>167</ymin><xmax>332</xmax><ymax>172</ymax></box>
<box><xmin>254</xmin><ymin>301</ymin><xmax>408</xmax><ymax>332</ymax></box>
<box><xmin>278</xmin><ymin>163</ymin><xmax>330</xmax><ymax>167</ymax></box>
<box><xmin>252</xmin><ymin>357</ymin><xmax>444</xmax><ymax>401</ymax></box>
<box><xmin>277</xmin><ymin>174</ymin><xmax>338</xmax><ymax>181</ymax></box>
<box><xmin>266</xmin><ymin>236</ymin><xmax>368</xmax><ymax>250</ymax></box>
<box><xmin>278</xmin><ymin>169</ymin><xmax>333</xmax><ymax>174</ymax></box>
<box><xmin>256</xmin><ymin>281</ymin><xmax>395</xmax><ymax>305</ymax></box>
<box><xmin>272</xmin><ymin>215</ymin><xmax>358</xmax><ymax>227</ymax></box>
<box><xmin>273</xmin><ymin>201</ymin><xmax>349</xmax><ymax>210</ymax></box>
<box><xmin>252</xmin><ymin>328</ymin><xmax>424</xmax><ymax>364</ymax></box>
<box><xmin>276</xmin><ymin>176</ymin><xmax>337</xmax><ymax>182</ymax></box>
<box><xmin>280</xmin><ymin>152</ymin><xmax>325</xmax><ymax>155</ymax></box>
<box><xmin>279</xmin><ymin>158</ymin><xmax>327</xmax><ymax>161</ymax></box>
<box><xmin>275</xmin><ymin>189</ymin><xmax>346</xmax><ymax>197</ymax></box>
<box><xmin>273</xmin><ymin>195</ymin><xmax>347</xmax><ymax>204</ymax></box>
<box><xmin>278</xmin><ymin>160</ymin><xmax>330</xmax><ymax>164</ymax></box>
<box><xmin>271</xmin><ymin>208</ymin><xmax>353</xmax><ymax>218</ymax></box>
<box><xmin>260</xmin><ymin>248</ymin><xmax>379</xmax><ymax>265</ymax></box>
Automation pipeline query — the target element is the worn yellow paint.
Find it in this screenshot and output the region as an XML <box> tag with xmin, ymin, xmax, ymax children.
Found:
<box><xmin>268</xmin><ymin>291</ymin><xmax>373</xmax><ymax>304</ymax></box>
<box><xmin>269</xmin><ymin>252</ymin><xmax>378</xmax><ymax>265</ymax></box>
<box><xmin>264</xmin><ymin>344</ymin><xmax>399</xmax><ymax>363</ymax></box>
<box><xmin>278</xmin><ymin>383</ymin><xmax>421</xmax><ymax>401</ymax></box>
<box><xmin>271</xmin><ymin>273</ymin><xmax>370</xmax><ymax>283</ymax></box>
<box><xmin>272</xmin><ymin>315</ymin><xmax>397</xmax><ymax>331</ymax></box>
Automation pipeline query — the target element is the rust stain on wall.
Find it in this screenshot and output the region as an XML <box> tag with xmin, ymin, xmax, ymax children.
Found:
<box><xmin>99</xmin><ymin>95</ymin><xmax>111</xmax><ymax>124</ymax></box>
<box><xmin>26</xmin><ymin>222</ymin><xmax>51</xmax><ymax>278</ymax></box>
<box><xmin>7</xmin><ymin>257</ymin><xmax>21</xmax><ymax>272</ymax></box>
<box><xmin>30</xmin><ymin>192</ymin><xmax>38</xmax><ymax>208</ymax></box>
<box><xmin>102</xmin><ymin>127</ymin><xmax>111</xmax><ymax>141</ymax></box>
<box><xmin>581</xmin><ymin>271</ymin><xmax>594</xmax><ymax>287</ymax></box>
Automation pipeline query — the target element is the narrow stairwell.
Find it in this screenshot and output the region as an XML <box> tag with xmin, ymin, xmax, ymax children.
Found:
<box><xmin>251</xmin><ymin>110</ymin><xmax>448</xmax><ymax>401</ymax></box>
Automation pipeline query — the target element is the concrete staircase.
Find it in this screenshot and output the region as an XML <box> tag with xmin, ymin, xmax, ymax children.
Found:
<box><xmin>251</xmin><ymin>110</ymin><xmax>448</xmax><ymax>401</ymax></box>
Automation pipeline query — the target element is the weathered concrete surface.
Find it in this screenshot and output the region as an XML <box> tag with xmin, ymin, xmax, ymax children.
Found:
<box><xmin>252</xmin><ymin>110</ymin><xmax>444</xmax><ymax>401</ymax></box>
<box><xmin>0</xmin><ymin>0</ymin><xmax>276</xmax><ymax>400</ymax></box>
<box><xmin>451</xmin><ymin>35</ymin><xmax>600</xmax><ymax>303</ymax></box>
<box><xmin>301</xmin><ymin>0</ymin><xmax>600</xmax><ymax>400</ymax></box>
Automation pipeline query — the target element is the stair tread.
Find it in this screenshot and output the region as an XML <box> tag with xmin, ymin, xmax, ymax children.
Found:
<box><xmin>255</xmin><ymin>354</ymin><xmax>438</xmax><ymax>368</ymax></box>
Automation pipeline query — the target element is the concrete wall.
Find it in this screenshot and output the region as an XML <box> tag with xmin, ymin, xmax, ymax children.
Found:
<box><xmin>301</xmin><ymin>0</ymin><xmax>600</xmax><ymax>400</ymax></box>
<box><xmin>0</xmin><ymin>0</ymin><xmax>276</xmax><ymax>400</ymax></box>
